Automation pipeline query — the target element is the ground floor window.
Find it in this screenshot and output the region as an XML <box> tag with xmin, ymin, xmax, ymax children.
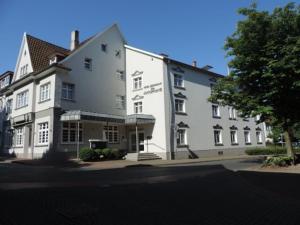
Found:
<box><xmin>214</xmin><ymin>130</ymin><xmax>222</xmax><ymax>145</ymax></box>
<box><xmin>38</xmin><ymin>122</ymin><xmax>49</xmax><ymax>144</ymax></box>
<box><xmin>230</xmin><ymin>130</ymin><xmax>238</xmax><ymax>144</ymax></box>
<box><xmin>244</xmin><ymin>131</ymin><xmax>251</xmax><ymax>144</ymax></box>
<box><xmin>256</xmin><ymin>131</ymin><xmax>262</xmax><ymax>144</ymax></box>
<box><xmin>62</xmin><ymin>122</ymin><xmax>83</xmax><ymax>143</ymax></box>
<box><xmin>15</xmin><ymin>127</ymin><xmax>24</xmax><ymax>146</ymax></box>
<box><xmin>177</xmin><ymin>129</ymin><xmax>187</xmax><ymax>145</ymax></box>
<box><xmin>104</xmin><ymin>125</ymin><xmax>119</xmax><ymax>143</ymax></box>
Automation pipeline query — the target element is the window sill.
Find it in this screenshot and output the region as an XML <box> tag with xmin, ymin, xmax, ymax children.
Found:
<box><xmin>61</xmin><ymin>98</ymin><xmax>76</xmax><ymax>102</ymax></box>
<box><xmin>14</xmin><ymin>145</ymin><xmax>24</xmax><ymax>148</ymax></box>
<box><xmin>174</xmin><ymin>86</ymin><xmax>185</xmax><ymax>90</ymax></box>
<box><xmin>133</xmin><ymin>88</ymin><xmax>143</xmax><ymax>92</ymax></box>
<box><xmin>229</xmin><ymin>118</ymin><xmax>237</xmax><ymax>120</ymax></box>
<box><xmin>231</xmin><ymin>143</ymin><xmax>239</xmax><ymax>146</ymax></box>
<box><xmin>35</xmin><ymin>144</ymin><xmax>49</xmax><ymax>147</ymax></box>
<box><xmin>61</xmin><ymin>142</ymin><xmax>84</xmax><ymax>145</ymax></box>
<box><xmin>245</xmin><ymin>143</ymin><xmax>252</xmax><ymax>145</ymax></box>
<box><xmin>257</xmin><ymin>142</ymin><xmax>263</xmax><ymax>144</ymax></box>
<box><xmin>213</xmin><ymin>116</ymin><xmax>221</xmax><ymax>119</ymax></box>
<box><xmin>215</xmin><ymin>143</ymin><xmax>224</xmax><ymax>146</ymax></box>
<box><xmin>15</xmin><ymin>105</ymin><xmax>28</xmax><ymax>110</ymax></box>
<box><xmin>38</xmin><ymin>99</ymin><xmax>51</xmax><ymax>104</ymax></box>
<box><xmin>175</xmin><ymin>112</ymin><xmax>187</xmax><ymax>116</ymax></box>
<box><xmin>177</xmin><ymin>144</ymin><xmax>189</xmax><ymax>148</ymax></box>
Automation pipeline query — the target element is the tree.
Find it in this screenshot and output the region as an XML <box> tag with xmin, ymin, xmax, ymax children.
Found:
<box><xmin>209</xmin><ymin>3</ymin><xmax>300</xmax><ymax>162</ymax></box>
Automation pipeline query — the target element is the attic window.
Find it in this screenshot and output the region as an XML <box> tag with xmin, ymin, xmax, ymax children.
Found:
<box><xmin>24</xmin><ymin>50</ymin><xmax>27</xmax><ymax>56</ymax></box>
<box><xmin>115</xmin><ymin>50</ymin><xmax>121</xmax><ymax>58</ymax></box>
<box><xmin>84</xmin><ymin>58</ymin><xmax>92</xmax><ymax>70</ymax></box>
<box><xmin>101</xmin><ymin>44</ymin><xmax>107</xmax><ymax>52</ymax></box>
<box><xmin>49</xmin><ymin>56</ymin><xmax>57</xmax><ymax>65</ymax></box>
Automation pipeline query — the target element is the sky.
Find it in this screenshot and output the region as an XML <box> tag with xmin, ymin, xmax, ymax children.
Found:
<box><xmin>0</xmin><ymin>0</ymin><xmax>294</xmax><ymax>75</ymax></box>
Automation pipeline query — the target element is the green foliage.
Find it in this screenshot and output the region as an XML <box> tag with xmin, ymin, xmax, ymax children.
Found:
<box><xmin>102</xmin><ymin>148</ymin><xmax>112</xmax><ymax>159</ymax></box>
<box><xmin>263</xmin><ymin>155</ymin><xmax>293</xmax><ymax>167</ymax></box>
<box><xmin>79</xmin><ymin>148</ymin><xmax>97</xmax><ymax>161</ymax></box>
<box><xmin>94</xmin><ymin>149</ymin><xmax>104</xmax><ymax>159</ymax></box>
<box><xmin>245</xmin><ymin>147</ymin><xmax>287</xmax><ymax>155</ymax></box>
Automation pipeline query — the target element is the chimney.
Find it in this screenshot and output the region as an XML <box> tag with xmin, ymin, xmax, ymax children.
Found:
<box><xmin>70</xmin><ymin>30</ymin><xmax>79</xmax><ymax>51</ymax></box>
<box><xmin>192</xmin><ymin>60</ymin><xmax>197</xmax><ymax>67</ymax></box>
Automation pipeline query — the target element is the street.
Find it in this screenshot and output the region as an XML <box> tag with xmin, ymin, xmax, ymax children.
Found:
<box><xmin>0</xmin><ymin>158</ymin><xmax>300</xmax><ymax>225</ymax></box>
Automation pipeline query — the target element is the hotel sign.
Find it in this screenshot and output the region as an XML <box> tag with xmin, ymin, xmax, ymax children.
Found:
<box><xmin>144</xmin><ymin>82</ymin><xmax>162</xmax><ymax>95</ymax></box>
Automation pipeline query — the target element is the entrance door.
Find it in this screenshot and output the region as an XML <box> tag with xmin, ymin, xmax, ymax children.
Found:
<box><xmin>130</xmin><ymin>132</ymin><xmax>144</xmax><ymax>152</ymax></box>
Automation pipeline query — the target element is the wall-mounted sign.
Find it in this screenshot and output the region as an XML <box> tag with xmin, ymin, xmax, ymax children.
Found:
<box><xmin>144</xmin><ymin>82</ymin><xmax>163</xmax><ymax>95</ymax></box>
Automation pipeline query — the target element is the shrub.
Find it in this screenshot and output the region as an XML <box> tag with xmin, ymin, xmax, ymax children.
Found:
<box><xmin>263</xmin><ymin>155</ymin><xmax>293</xmax><ymax>167</ymax></box>
<box><xmin>79</xmin><ymin>148</ymin><xmax>97</xmax><ymax>161</ymax></box>
<box><xmin>245</xmin><ymin>147</ymin><xmax>287</xmax><ymax>155</ymax></box>
<box><xmin>94</xmin><ymin>149</ymin><xmax>104</xmax><ymax>160</ymax></box>
<box><xmin>102</xmin><ymin>148</ymin><xmax>112</xmax><ymax>159</ymax></box>
<box><xmin>111</xmin><ymin>148</ymin><xmax>123</xmax><ymax>159</ymax></box>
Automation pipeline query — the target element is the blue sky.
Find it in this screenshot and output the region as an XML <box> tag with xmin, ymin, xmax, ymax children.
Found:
<box><xmin>0</xmin><ymin>0</ymin><xmax>294</xmax><ymax>75</ymax></box>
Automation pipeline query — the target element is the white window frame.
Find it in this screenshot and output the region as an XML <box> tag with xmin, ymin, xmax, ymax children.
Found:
<box><xmin>38</xmin><ymin>122</ymin><xmax>49</xmax><ymax>145</ymax></box>
<box><xmin>133</xmin><ymin>77</ymin><xmax>142</xmax><ymax>90</ymax></box>
<box><xmin>84</xmin><ymin>58</ymin><xmax>92</xmax><ymax>70</ymax></box>
<box><xmin>134</xmin><ymin>101</ymin><xmax>143</xmax><ymax>114</ymax></box>
<box><xmin>116</xmin><ymin>95</ymin><xmax>125</xmax><ymax>109</ymax></box>
<box><xmin>214</xmin><ymin>129</ymin><xmax>223</xmax><ymax>145</ymax></box>
<box><xmin>16</xmin><ymin>90</ymin><xmax>29</xmax><ymax>109</ymax></box>
<box><xmin>61</xmin><ymin>122</ymin><xmax>83</xmax><ymax>144</ymax></box>
<box><xmin>15</xmin><ymin>127</ymin><xmax>24</xmax><ymax>147</ymax></box>
<box><xmin>177</xmin><ymin>128</ymin><xmax>187</xmax><ymax>146</ymax></box>
<box><xmin>230</xmin><ymin>130</ymin><xmax>238</xmax><ymax>144</ymax></box>
<box><xmin>212</xmin><ymin>104</ymin><xmax>220</xmax><ymax>118</ymax></box>
<box><xmin>39</xmin><ymin>83</ymin><xmax>51</xmax><ymax>102</ymax></box>
<box><xmin>244</xmin><ymin>131</ymin><xmax>251</xmax><ymax>144</ymax></box>
<box><xmin>256</xmin><ymin>131</ymin><xmax>262</xmax><ymax>143</ymax></box>
<box><xmin>6</xmin><ymin>99</ymin><xmax>12</xmax><ymax>114</ymax></box>
<box><xmin>174</xmin><ymin>73</ymin><xmax>184</xmax><ymax>88</ymax></box>
<box><xmin>104</xmin><ymin>125</ymin><xmax>119</xmax><ymax>144</ymax></box>
<box><xmin>175</xmin><ymin>99</ymin><xmax>185</xmax><ymax>113</ymax></box>
<box><xmin>229</xmin><ymin>107</ymin><xmax>236</xmax><ymax>119</ymax></box>
<box><xmin>62</xmin><ymin>83</ymin><xmax>74</xmax><ymax>100</ymax></box>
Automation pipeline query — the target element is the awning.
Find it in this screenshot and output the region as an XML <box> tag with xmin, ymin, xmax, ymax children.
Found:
<box><xmin>60</xmin><ymin>110</ymin><xmax>125</xmax><ymax>123</ymax></box>
<box><xmin>125</xmin><ymin>114</ymin><xmax>155</xmax><ymax>125</ymax></box>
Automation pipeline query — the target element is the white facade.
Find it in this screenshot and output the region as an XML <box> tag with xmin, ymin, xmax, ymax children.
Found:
<box><xmin>0</xmin><ymin>23</ymin><xmax>266</xmax><ymax>159</ymax></box>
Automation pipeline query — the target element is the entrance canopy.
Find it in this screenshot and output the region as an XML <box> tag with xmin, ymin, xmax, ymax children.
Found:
<box><xmin>125</xmin><ymin>114</ymin><xmax>155</xmax><ymax>125</ymax></box>
<box><xmin>60</xmin><ymin>110</ymin><xmax>125</xmax><ymax>123</ymax></box>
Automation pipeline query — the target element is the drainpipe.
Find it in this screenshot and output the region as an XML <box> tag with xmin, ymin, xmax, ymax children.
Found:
<box><xmin>77</xmin><ymin>120</ymin><xmax>80</xmax><ymax>160</ymax></box>
<box><xmin>135</xmin><ymin>119</ymin><xmax>139</xmax><ymax>153</ymax></box>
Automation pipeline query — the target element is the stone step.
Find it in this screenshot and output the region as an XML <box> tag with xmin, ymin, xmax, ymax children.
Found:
<box><xmin>125</xmin><ymin>152</ymin><xmax>162</xmax><ymax>161</ymax></box>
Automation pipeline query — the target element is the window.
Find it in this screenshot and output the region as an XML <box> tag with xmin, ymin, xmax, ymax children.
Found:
<box><xmin>62</xmin><ymin>122</ymin><xmax>83</xmax><ymax>143</ymax></box>
<box><xmin>49</xmin><ymin>57</ymin><xmax>57</xmax><ymax>65</ymax></box>
<box><xmin>1</xmin><ymin>76</ymin><xmax>10</xmax><ymax>89</ymax></box>
<box><xmin>244</xmin><ymin>131</ymin><xmax>251</xmax><ymax>144</ymax></box>
<box><xmin>229</xmin><ymin>107</ymin><xmax>236</xmax><ymax>119</ymax></box>
<box><xmin>6</xmin><ymin>99</ymin><xmax>12</xmax><ymax>114</ymax></box>
<box><xmin>177</xmin><ymin>129</ymin><xmax>186</xmax><ymax>145</ymax></box>
<box><xmin>15</xmin><ymin>127</ymin><xmax>24</xmax><ymax>146</ymax></box>
<box><xmin>134</xmin><ymin>101</ymin><xmax>143</xmax><ymax>114</ymax></box>
<box><xmin>174</xmin><ymin>74</ymin><xmax>183</xmax><ymax>87</ymax></box>
<box><xmin>39</xmin><ymin>83</ymin><xmax>50</xmax><ymax>102</ymax></box>
<box><xmin>38</xmin><ymin>122</ymin><xmax>49</xmax><ymax>144</ymax></box>
<box><xmin>116</xmin><ymin>70</ymin><xmax>125</xmax><ymax>81</ymax></box>
<box><xmin>62</xmin><ymin>83</ymin><xmax>74</xmax><ymax>100</ymax></box>
<box><xmin>101</xmin><ymin>44</ymin><xmax>107</xmax><ymax>52</ymax></box>
<box><xmin>84</xmin><ymin>58</ymin><xmax>92</xmax><ymax>70</ymax></box>
<box><xmin>104</xmin><ymin>126</ymin><xmax>119</xmax><ymax>143</ymax></box>
<box><xmin>214</xmin><ymin>130</ymin><xmax>223</xmax><ymax>145</ymax></box>
<box><xmin>20</xmin><ymin>64</ymin><xmax>28</xmax><ymax>77</ymax></box>
<box><xmin>256</xmin><ymin>131</ymin><xmax>262</xmax><ymax>143</ymax></box>
<box><xmin>255</xmin><ymin>115</ymin><xmax>261</xmax><ymax>122</ymax></box>
<box><xmin>175</xmin><ymin>99</ymin><xmax>185</xmax><ymax>113</ymax></box>
<box><xmin>230</xmin><ymin>130</ymin><xmax>238</xmax><ymax>144</ymax></box>
<box><xmin>212</xmin><ymin>105</ymin><xmax>220</xmax><ymax>118</ymax></box>
<box><xmin>16</xmin><ymin>90</ymin><xmax>29</xmax><ymax>109</ymax></box>
<box><xmin>133</xmin><ymin>77</ymin><xmax>142</xmax><ymax>90</ymax></box>
<box><xmin>116</xmin><ymin>95</ymin><xmax>125</xmax><ymax>109</ymax></box>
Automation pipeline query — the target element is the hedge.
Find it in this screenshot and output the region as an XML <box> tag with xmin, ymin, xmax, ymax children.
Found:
<box><xmin>245</xmin><ymin>147</ymin><xmax>300</xmax><ymax>155</ymax></box>
<box><xmin>80</xmin><ymin>147</ymin><xmax>125</xmax><ymax>161</ymax></box>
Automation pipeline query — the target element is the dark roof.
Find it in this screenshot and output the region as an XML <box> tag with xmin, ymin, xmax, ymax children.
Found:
<box><xmin>26</xmin><ymin>34</ymin><xmax>70</xmax><ymax>72</ymax></box>
<box><xmin>0</xmin><ymin>71</ymin><xmax>13</xmax><ymax>78</ymax></box>
<box><xmin>165</xmin><ymin>58</ymin><xmax>224</xmax><ymax>78</ymax></box>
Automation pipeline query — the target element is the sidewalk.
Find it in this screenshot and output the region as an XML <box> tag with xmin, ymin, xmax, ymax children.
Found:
<box><xmin>244</xmin><ymin>163</ymin><xmax>300</xmax><ymax>174</ymax></box>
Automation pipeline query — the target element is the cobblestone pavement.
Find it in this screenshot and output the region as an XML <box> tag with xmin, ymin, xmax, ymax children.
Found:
<box><xmin>0</xmin><ymin>160</ymin><xmax>300</xmax><ymax>225</ymax></box>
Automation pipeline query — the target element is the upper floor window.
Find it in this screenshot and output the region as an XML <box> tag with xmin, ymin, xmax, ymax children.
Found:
<box><xmin>104</xmin><ymin>126</ymin><xmax>119</xmax><ymax>143</ymax></box>
<box><xmin>6</xmin><ymin>99</ymin><xmax>12</xmax><ymax>114</ymax></box>
<box><xmin>177</xmin><ymin>129</ymin><xmax>187</xmax><ymax>146</ymax></box>
<box><xmin>40</xmin><ymin>83</ymin><xmax>50</xmax><ymax>102</ymax></box>
<box><xmin>38</xmin><ymin>122</ymin><xmax>49</xmax><ymax>144</ymax></box>
<box><xmin>20</xmin><ymin>64</ymin><xmax>28</xmax><ymax>77</ymax></box>
<box><xmin>230</xmin><ymin>130</ymin><xmax>238</xmax><ymax>145</ymax></box>
<box><xmin>15</xmin><ymin>127</ymin><xmax>24</xmax><ymax>146</ymax></box>
<box><xmin>16</xmin><ymin>90</ymin><xmax>29</xmax><ymax>109</ymax></box>
<box><xmin>255</xmin><ymin>115</ymin><xmax>261</xmax><ymax>122</ymax></box>
<box><xmin>134</xmin><ymin>101</ymin><xmax>143</xmax><ymax>114</ymax></box>
<box><xmin>175</xmin><ymin>99</ymin><xmax>185</xmax><ymax>113</ymax></box>
<box><xmin>256</xmin><ymin>131</ymin><xmax>262</xmax><ymax>144</ymax></box>
<box><xmin>133</xmin><ymin>77</ymin><xmax>142</xmax><ymax>90</ymax></box>
<box><xmin>62</xmin><ymin>83</ymin><xmax>74</xmax><ymax>100</ymax></box>
<box><xmin>212</xmin><ymin>104</ymin><xmax>220</xmax><ymax>118</ymax></box>
<box><xmin>0</xmin><ymin>76</ymin><xmax>10</xmax><ymax>89</ymax></box>
<box><xmin>116</xmin><ymin>70</ymin><xmax>125</xmax><ymax>81</ymax></box>
<box><xmin>84</xmin><ymin>58</ymin><xmax>92</xmax><ymax>70</ymax></box>
<box><xmin>214</xmin><ymin>129</ymin><xmax>223</xmax><ymax>145</ymax></box>
<box><xmin>49</xmin><ymin>56</ymin><xmax>57</xmax><ymax>65</ymax></box>
<box><xmin>101</xmin><ymin>44</ymin><xmax>107</xmax><ymax>52</ymax></box>
<box><xmin>244</xmin><ymin>131</ymin><xmax>251</xmax><ymax>144</ymax></box>
<box><xmin>174</xmin><ymin>74</ymin><xmax>183</xmax><ymax>88</ymax></box>
<box><xmin>116</xmin><ymin>95</ymin><xmax>125</xmax><ymax>109</ymax></box>
<box><xmin>229</xmin><ymin>107</ymin><xmax>236</xmax><ymax>119</ymax></box>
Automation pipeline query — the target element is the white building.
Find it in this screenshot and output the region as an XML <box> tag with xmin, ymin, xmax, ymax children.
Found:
<box><xmin>0</xmin><ymin>24</ymin><xmax>266</xmax><ymax>160</ymax></box>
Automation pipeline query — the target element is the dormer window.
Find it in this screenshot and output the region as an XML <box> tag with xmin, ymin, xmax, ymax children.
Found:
<box><xmin>49</xmin><ymin>56</ymin><xmax>57</xmax><ymax>65</ymax></box>
<box><xmin>20</xmin><ymin>64</ymin><xmax>28</xmax><ymax>77</ymax></box>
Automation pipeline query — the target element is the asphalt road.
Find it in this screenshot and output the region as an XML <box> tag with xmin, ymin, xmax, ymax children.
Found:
<box><xmin>0</xmin><ymin>158</ymin><xmax>300</xmax><ymax>225</ymax></box>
